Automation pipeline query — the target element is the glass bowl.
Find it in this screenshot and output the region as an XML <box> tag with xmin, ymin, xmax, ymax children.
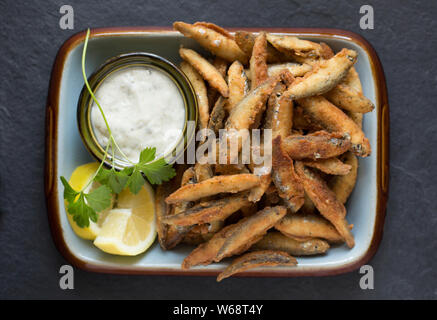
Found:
<box><xmin>77</xmin><ymin>52</ymin><xmax>198</xmax><ymax>170</ymax></box>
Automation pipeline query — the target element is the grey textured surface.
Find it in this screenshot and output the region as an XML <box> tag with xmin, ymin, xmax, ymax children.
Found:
<box><xmin>0</xmin><ymin>0</ymin><xmax>436</xmax><ymax>300</ymax></box>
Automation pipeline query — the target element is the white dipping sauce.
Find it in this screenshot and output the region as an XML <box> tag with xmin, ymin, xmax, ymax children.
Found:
<box><xmin>90</xmin><ymin>66</ymin><xmax>185</xmax><ymax>162</ymax></box>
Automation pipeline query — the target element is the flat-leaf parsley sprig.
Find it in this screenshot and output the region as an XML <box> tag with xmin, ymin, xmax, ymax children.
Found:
<box><xmin>60</xmin><ymin>28</ymin><xmax>176</xmax><ymax>228</ymax></box>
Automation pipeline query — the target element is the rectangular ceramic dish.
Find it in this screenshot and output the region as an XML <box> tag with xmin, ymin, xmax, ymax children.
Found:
<box><xmin>45</xmin><ymin>27</ymin><xmax>389</xmax><ymax>276</ymax></box>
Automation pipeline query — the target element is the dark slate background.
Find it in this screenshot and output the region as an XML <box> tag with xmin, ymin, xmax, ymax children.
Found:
<box><xmin>0</xmin><ymin>0</ymin><xmax>436</xmax><ymax>300</ymax></box>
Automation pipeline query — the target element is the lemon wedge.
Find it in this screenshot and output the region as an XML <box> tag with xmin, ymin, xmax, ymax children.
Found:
<box><xmin>93</xmin><ymin>182</ymin><xmax>156</xmax><ymax>256</ymax></box>
<box><xmin>66</xmin><ymin>162</ymin><xmax>113</xmax><ymax>240</ymax></box>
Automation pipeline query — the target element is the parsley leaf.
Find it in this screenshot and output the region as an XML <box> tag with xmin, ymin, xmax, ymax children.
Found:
<box><xmin>94</xmin><ymin>167</ymin><xmax>112</xmax><ymax>185</ymax></box>
<box><xmin>95</xmin><ymin>167</ymin><xmax>129</xmax><ymax>194</ymax></box>
<box><xmin>139</xmin><ymin>158</ymin><xmax>176</xmax><ymax>184</ymax></box>
<box><xmin>85</xmin><ymin>185</ymin><xmax>112</xmax><ymax>212</ymax></box>
<box><xmin>60</xmin><ymin>176</ymin><xmax>78</xmax><ymax>203</ymax></box>
<box><xmin>61</xmin><ymin>176</ymin><xmax>112</xmax><ymax>228</ymax></box>
<box><xmin>108</xmin><ymin>170</ymin><xmax>129</xmax><ymax>194</ymax></box>
<box><xmin>136</xmin><ymin>147</ymin><xmax>176</xmax><ymax>185</ymax></box>
<box><xmin>126</xmin><ymin>167</ymin><xmax>145</xmax><ymax>194</ymax></box>
<box><xmin>67</xmin><ymin>193</ymin><xmax>97</xmax><ymax>227</ymax></box>
<box><xmin>139</xmin><ymin>147</ymin><xmax>156</xmax><ymax>164</ymax></box>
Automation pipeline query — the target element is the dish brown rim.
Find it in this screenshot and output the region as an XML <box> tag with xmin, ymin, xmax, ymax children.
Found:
<box><xmin>45</xmin><ymin>26</ymin><xmax>389</xmax><ymax>277</ymax></box>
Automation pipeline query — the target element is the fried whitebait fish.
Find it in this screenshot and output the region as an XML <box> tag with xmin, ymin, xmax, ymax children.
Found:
<box><xmin>182</xmin><ymin>232</ymin><xmax>209</xmax><ymax>246</ymax></box>
<box><xmin>297</xmin><ymin>96</ymin><xmax>371</xmax><ymax>157</ymax></box>
<box><xmin>303</xmin><ymin>157</ymin><xmax>352</xmax><ymax>175</ymax></box>
<box><xmin>182</xmin><ymin>206</ymin><xmax>287</xmax><ymax>269</ymax></box>
<box><xmin>155</xmin><ymin>165</ymin><xmax>191</xmax><ymax>250</ymax></box>
<box><xmin>275</xmin><ymin>212</ymin><xmax>343</xmax><ymax>243</ymax></box>
<box><xmin>346</xmin><ymin>110</ymin><xmax>363</xmax><ymax>129</ymax></box>
<box><xmin>266</xmin><ymin>33</ymin><xmax>323</xmax><ymax>58</ymax></box>
<box><xmin>249</xmin><ymin>32</ymin><xmax>268</xmax><ymax>89</ymax></box>
<box><xmin>301</xmin><ymin>192</ymin><xmax>316</xmax><ymax>215</ymax></box>
<box><xmin>215</xmin><ymin>163</ymin><xmax>248</xmax><ymax>175</ymax></box>
<box><xmin>324</xmin><ymin>83</ymin><xmax>375</xmax><ymax>113</ymax></box>
<box><xmin>216</xmin><ymin>250</ymin><xmax>297</xmax><ymax>282</ymax></box>
<box><xmin>165</xmin><ymin>174</ymin><xmax>261</xmax><ymax>204</ymax></box>
<box><xmin>213</xmin><ymin>56</ymin><xmax>229</xmax><ymax>77</ymax></box>
<box><xmin>265</xmin><ymin>82</ymin><xmax>294</xmax><ymax>138</ymax></box>
<box><xmin>271</xmin><ymin>136</ymin><xmax>304</xmax><ymax>212</ymax></box>
<box><xmin>194</xmin><ymin>162</ymin><xmax>214</xmax><ymax>183</ymax></box>
<box><xmin>179</xmin><ymin>48</ymin><xmax>229</xmax><ymax>97</ymax></box>
<box><xmin>251</xmin><ymin>232</ymin><xmax>330</xmax><ymax>256</ymax></box>
<box><xmin>343</xmin><ymin>67</ymin><xmax>364</xmax><ymax>128</ymax></box>
<box><xmin>193</xmin><ymin>21</ymin><xmax>234</xmax><ymax>39</ymax></box>
<box><xmin>180</xmin><ymin>62</ymin><xmax>209</xmax><ymax>129</ymax></box>
<box><xmin>267</xmin><ymin>62</ymin><xmax>313</xmax><ymax>78</ymax></box>
<box><xmin>221</xmin><ymin>77</ymin><xmax>278</xmax><ymax>161</ymax></box>
<box><xmin>208</xmin><ymin>96</ymin><xmax>226</xmax><ymax>135</ymax></box>
<box><xmin>292</xmin><ymin>106</ymin><xmax>324</xmax><ymax>131</ymax></box>
<box><xmin>329</xmin><ymin>151</ymin><xmax>359</xmax><ymax>204</ymax></box>
<box><xmin>225</xmin><ymin>76</ymin><xmax>278</xmax><ymax>131</ymax></box>
<box><xmin>295</xmin><ymin>161</ymin><xmax>355</xmax><ymax>248</ymax></box>
<box><xmin>166</xmin><ymin>167</ymin><xmax>200</xmax><ymax>248</ymax></box>
<box><xmin>215</xmin><ymin>206</ymin><xmax>288</xmax><ymax>261</ymax></box>
<box><xmin>193</xmin><ymin>162</ymin><xmax>224</xmax><ymax>234</ymax></box>
<box><xmin>325</xmin><ymin>64</ymin><xmax>372</xmax><ymax>116</ymax></box>
<box><xmin>281</xmin><ymin>130</ymin><xmax>351</xmax><ymax>160</ymax></box>
<box><xmin>155</xmin><ymin>185</ymin><xmax>172</xmax><ymax>249</ymax></box>
<box><xmin>248</xmin><ymin>168</ymin><xmax>272</xmax><ymax>203</ymax></box>
<box><xmin>247</xmin><ymin>141</ymin><xmax>272</xmax><ymax>203</ymax></box>
<box><xmin>174</xmin><ymin>21</ymin><xmax>247</xmax><ymax>63</ymax></box>
<box><xmin>284</xmin><ymin>49</ymin><xmax>357</xmax><ymax>100</ymax></box>
<box><xmin>226</xmin><ymin>61</ymin><xmax>249</xmax><ymax>113</ymax></box>
<box><xmin>235</xmin><ymin>30</ymin><xmax>286</xmax><ymax>63</ymax></box>
<box><xmin>248</xmin><ymin>82</ymin><xmax>293</xmax><ymax>203</ymax></box>
<box><xmin>162</xmin><ymin>193</ymin><xmax>251</xmax><ymax>226</ymax></box>
<box><xmin>246</xmin><ymin>63</ymin><xmax>313</xmax><ymax>80</ymax></box>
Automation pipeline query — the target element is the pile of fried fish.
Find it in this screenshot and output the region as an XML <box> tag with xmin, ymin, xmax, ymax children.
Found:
<box><xmin>155</xmin><ymin>21</ymin><xmax>374</xmax><ymax>281</ymax></box>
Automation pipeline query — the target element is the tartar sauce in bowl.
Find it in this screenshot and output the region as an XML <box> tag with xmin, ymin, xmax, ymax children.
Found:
<box><xmin>77</xmin><ymin>53</ymin><xmax>198</xmax><ymax>170</ymax></box>
<box><xmin>90</xmin><ymin>66</ymin><xmax>185</xmax><ymax>162</ymax></box>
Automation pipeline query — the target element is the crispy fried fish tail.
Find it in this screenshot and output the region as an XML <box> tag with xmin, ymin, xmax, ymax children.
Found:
<box><xmin>216</xmin><ymin>250</ymin><xmax>297</xmax><ymax>281</ymax></box>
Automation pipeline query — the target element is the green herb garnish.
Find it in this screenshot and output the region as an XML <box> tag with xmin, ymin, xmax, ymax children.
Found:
<box><xmin>60</xmin><ymin>29</ymin><xmax>176</xmax><ymax>228</ymax></box>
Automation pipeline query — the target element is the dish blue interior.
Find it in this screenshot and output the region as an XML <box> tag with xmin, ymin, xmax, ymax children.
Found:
<box><xmin>55</xmin><ymin>32</ymin><xmax>378</xmax><ymax>273</ymax></box>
